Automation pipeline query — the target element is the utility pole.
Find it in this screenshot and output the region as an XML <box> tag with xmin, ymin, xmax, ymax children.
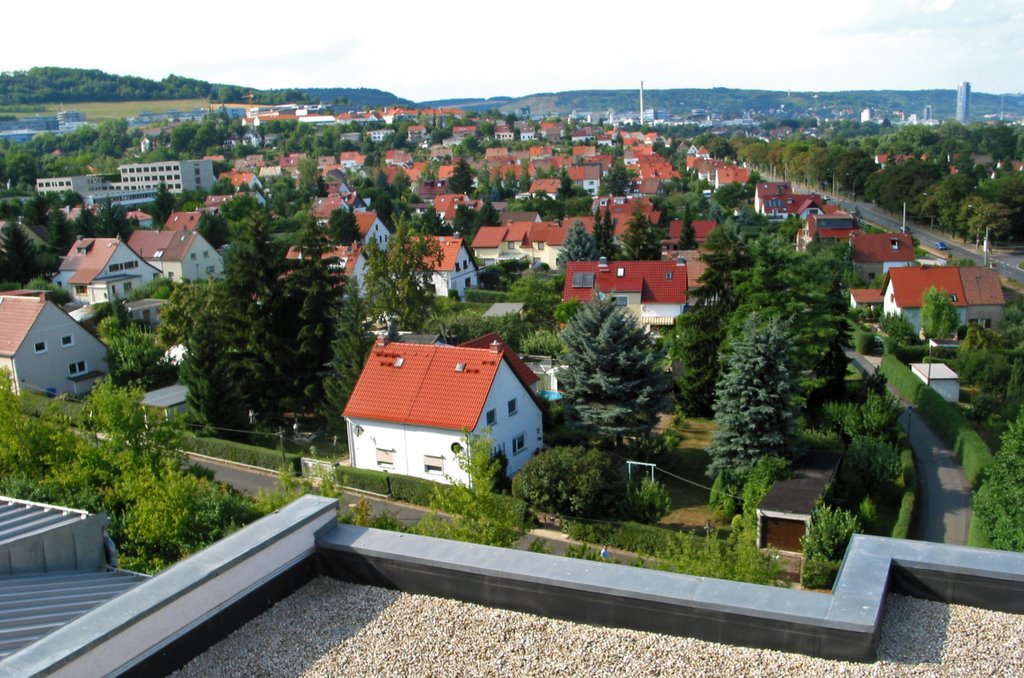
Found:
<box><xmin>984</xmin><ymin>225</ymin><xmax>990</xmax><ymax>267</ymax></box>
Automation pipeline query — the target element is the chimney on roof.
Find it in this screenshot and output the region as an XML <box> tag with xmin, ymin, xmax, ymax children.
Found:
<box><xmin>490</xmin><ymin>339</ymin><xmax>501</xmax><ymax>353</ymax></box>
<box><xmin>375</xmin><ymin>335</ymin><xmax>388</xmax><ymax>348</ymax></box>
<box><xmin>598</xmin><ymin>256</ymin><xmax>608</xmax><ymax>269</ymax></box>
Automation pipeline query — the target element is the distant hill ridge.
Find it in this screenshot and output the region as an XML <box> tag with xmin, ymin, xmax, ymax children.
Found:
<box><xmin>2</xmin><ymin>67</ymin><xmax>1021</xmax><ymax>119</ymax></box>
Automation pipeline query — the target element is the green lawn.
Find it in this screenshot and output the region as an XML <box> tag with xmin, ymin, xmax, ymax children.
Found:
<box><xmin>8</xmin><ymin>98</ymin><xmax>213</xmax><ymax>122</ymax></box>
<box><xmin>657</xmin><ymin>417</ymin><xmax>717</xmax><ymax>529</ymax></box>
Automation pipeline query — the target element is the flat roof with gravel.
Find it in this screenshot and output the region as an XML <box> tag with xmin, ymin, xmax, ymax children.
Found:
<box><xmin>170</xmin><ymin>577</ymin><xmax>1024</xmax><ymax>678</ymax></box>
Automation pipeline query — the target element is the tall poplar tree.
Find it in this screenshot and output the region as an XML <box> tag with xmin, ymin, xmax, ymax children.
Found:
<box><xmin>322</xmin><ymin>287</ymin><xmax>375</xmax><ymax>431</ymax></box>
<box><xmin>593</xmin><ymin>206</ymin><xmax>617</xmax><ymax>260</ymax></box>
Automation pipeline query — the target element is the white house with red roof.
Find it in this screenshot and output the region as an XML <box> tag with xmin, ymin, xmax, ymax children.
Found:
<box><xmin>54</xmin><ymin>237</ymin><xmax>161</xmax><ymax>304</ymax></box>
<box><xmin>343</xmin><ymin>337</ymin><xmax>543</xmax><ymax>485</ymax></box>
<box><xmin>422</xmin><ymin>236</ymin><xmax>478</xmax><ymax>299</ymax></box>
<box><xmin>795</xmin><ymin>212</ymin><xmax>859</xmax><ymax>251</ymax></box>
<box><xmin>354</xmin><ymin>210</ymin><xmax>391</xmax><ymax>250</ymax></box>
<box><xmin>849</xmin><ymin>231</ymin><xmax>916</xmax><ymax>282</ymax></box>
<box><xmin>883</xmin><ymin>266</ymin><xmax>1005</xmax><ymax>333</ymax></box>
<box><xmin>563</xmin><ymin>258</ymin><xmax>689</xmax><ymax>327</ymax></box>
<box><xmin>0</xmin><ymin>291</ymin><xmax>108</xmax><ymax>396</ymax></box>
<box><xmin>127</xmin><ymin>230</ymin><xmax>223</xmax><ymax>282</ymax></box>
<box><xmin>285</xmin><ymin>243</ymin><xmax>368</xmax><ymax>293</ymax></box>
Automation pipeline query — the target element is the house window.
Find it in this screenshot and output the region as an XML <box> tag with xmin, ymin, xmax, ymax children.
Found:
<box><xmin>375</xmin><ymin>448</ymin><xmax>395</xmax><ymax>468</ymax></box>
<box><xmin>949</xmin><ymin>293</ymin><xmax>958</xmax><ymax>302</ymax></box>
<box><xmin>512</xmin><ymin>434</ymin><xmax>526</xmax><ymax>455</ymax></box>
<box><xmin>61</xmin><ymin>335</ymin><xmax>74</xmax><ymax>348</ymax></box>
<box><xmin>123</xmin><ymin>282</ymin><xmax>132</xmax><ymax>293</ymax></box>
<box><xmin>507</xmin><ymin>398</ymin><xmax>518</xmax><ymax>416</ymax></box>
<box><xmin>424</xmin><ymin>455</ymin><xmax>444</xmax><ymax>474</ymax></box>
<box><xmin>34</xmin><ymin>340</ymin><xmax>47</xmax><ymax>353</ymax></box>
<box><xmin>68</xmin><ymin>360</ymin><xmax>87</xmax><ymax>376</ymax></box>
<box><xmin>203</xmin><ymin>250</ymin><xmax>209</xmax><ymax>258</ymax></box>
<box><xmin>613</xmin><ymin>296</ymin><xmax>628</xmax><ymax>306</ymax></box>
<box><xmin>486</xmin><ymin>409</ymin><xmax>497</xmax><ymax>426</ymax></box>
<box><xmin>537</xmin><ymin>242</ymin><xmax>545</xmax><ymax>250</ymax></box>
<box><xmin>190</xmin><ymin>253</ymin><xmax>197</xmax><ymax>260</ymax></box>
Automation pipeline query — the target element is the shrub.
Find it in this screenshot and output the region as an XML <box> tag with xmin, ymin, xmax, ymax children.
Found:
<box><xmin>915</xmin><ymin>387</ymin><xmax>993</xmax><ymax>487</ymax></box>
<box><xmin>388</xmin><ymin>474</ymin><xmax>445</xmax><ymax>506</ymax></box>
<box><xmin>332</xmin><ymin>466</ymin><xmax>391</xmax><ymax>495</ymax></box>
<box><xmin>709</xmin><ymin>470</ymin><xmax>740</xmax><ymax>520</ymax></box>
<box><xmin>891</xmin><ymin>448</ymin><xmax>917</xmax><ymax>540</ymax></box>
<box><xmin>853</xmin><ymin>328</ymin><xmax>874</xmax><ymax>355</ymax></box>
<box><xmin>464</xmin><ymin>289</ymin><xmax>510</xmax><ymax>304</ymax></box>
<box><xmin>802</xmin><ymin>505</ymin><xmax>859</xmax><ymax>562</ymax></box>
<box><xmin>183</xmin><ymin>434</ymin><xmax>302</xmax><ymax>473</ymax></box>
<box><xmin>800</xmin><ymin>558</ymin><xmax>841</xmax><ymax>590</ymax></box>
<box><xmin>511</xmin><ymin>446</ymin><xmax>624</xmax><ymax>518</ymax></box>
<box><xmin>619</xmin><ymin>478</ymin><xmax>672</xmax><ymax>524</ymax></box>
<box><xmin>879</xmin><ymin>354</ymin><xmax>924</xmax><ymax>404</ymax></box>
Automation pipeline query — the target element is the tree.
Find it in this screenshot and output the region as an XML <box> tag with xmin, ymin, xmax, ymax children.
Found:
<box><xmin>603</xmin><ymin>160</ymin><xmax>630</xmax><ymax>196</ymax></box>
<box><xmin>197</xmin><ymin>212</ymin><xmax>229</xmax><ymax>249</ymax></box>
<box><xmin>511</xmin><ymin>445</ymin><xmax>624</xmax><ymax>518</ymax></box>
<box><xmin>149</xmin><ymin>181</ymin><xmax>176</xmax><ymax>225</ymax></box>
<box><xmin>921</xmin><ymin>286</ymin><xmax>960</xmax><ymax>339</ymax></box>
<box><xmin>620</xmin><ymin>203</ymin><xmax>661</xmax><ymax>260</ymax></box>
<box><xmin>322</xmin><ymin>287</ymin><xmax>375</xmax><ymax>431</ymax></box>
<box><xmin>328</xmin><ymin>208</ymin><xmax>360</xmax><ymax>246</ymax></box>
<box><xmin>974</xmin><ymin>407</ymin><xmax>1024</xmax><ymax>551</ymax></box>
<box><xmin>559</xmin><ymin>296</ymin><xmax>670</xmax><ymax>443</ymax></box>
<box><xmin>508</xmin><ymin>273</ymin><xmax>561</xmax><ymax>327</ymax></box>
<box><xmin>475</xmin><ymin>200</ymin><xmax>501</xmax><ymax>229</ymax></box>
<box><xmin>179</xmin><ymin>312</ymin><xmax>248</xmax><ymax>434</ymax></box>
<box><xmin>802</xmin><ymin>505</ymin><xmax>860</xmax><ymax>562</ymax></box>
<box><xmin>593</xmin><ymin>206</ymin><xmax>617</xmax><ymax>260</ymax></box>
<box><xmin>363</xmin><ymin>220</ymin><xmax>442</xmax><ymax>331</ymax></box>
<box><xmin>707</xmin><ymin>315</ymin><xmax>798</xmax><ymax>477</ymax></box>
<box><xmin>47</xmin><ymin>207</ymin><xmax>74</xmax><ymax>253</ymax></box>
<box><xmin>448</xmin><ymin>157</ymin><xmax>475</xmax><ymax>195</ymax></box>
<box><xmin>0</xmin><ymin>222</ymin><xmax>41</xmax><ymax>284</ymax></box>
<box><xmin>97</xmin><ymin>317</ymin><xmax>174</xmax><ymax>391</ymax></box>
<box><xmin>679</xmin><ymin>206</ymin><xmax>697</xmax><ymax>250</ymax></box>
<box><xmin>556</xmin><ymin>221</ymin><xmax>598</xmax><ymax>267</ymax></box>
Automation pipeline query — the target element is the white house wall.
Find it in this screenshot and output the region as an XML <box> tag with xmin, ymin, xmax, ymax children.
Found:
<box><xmin>8</xmin><ymin>304</ymin><xmax>107</xmax><ymax>396</ymax></box>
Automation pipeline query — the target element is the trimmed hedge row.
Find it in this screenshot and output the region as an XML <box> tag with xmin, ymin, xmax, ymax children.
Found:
<box><xmin>182</xmin><ymin>434</ymin><xmax>302</xmax><ymax>473</ymax></box>
<box><xmin>880</xmin><ymin>354</ymin><xmax>993</xmax><ymax>488</ymax></box>
<box><xmin>891</xmin><ymin>448</ymin><xmax>917</xmax><ymax>540</ymax></box>
<box><xmin>464</xmin><ymin>289</ymin><xmax>511</xmax><ymax>304</ymax></box>
<box><xmin>332</xmin><ymin>466</ymin><xmax>445</xmax><ymax>507</ymax></box>
<box><xmin>853</xmin><ymin>328</ymin><xmax>874</xmax><ymax>355</ymax></box>
<box><xmin>18</xmin><ymin>393</ymin><xmax>87</xmax><ymax>423</ymax></box>
<box><xmin>879</xmin><ymin>354</ymin><xmax>924</xmax><ymax>404</ymax></box>
<box><xmin>563</xmin><ymin>518</ymin><xmax>675</xmax><ymax>555</ymax></box>
<box><xmin>916</xmin><ymin>388</ymin><xmax>993</xmax><ymax>487</ymax></box>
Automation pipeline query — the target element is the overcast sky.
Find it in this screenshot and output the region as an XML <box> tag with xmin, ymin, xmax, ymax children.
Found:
<box><xmin>5</xmin><ymin>0</ymin><xmax>1022</xmax><ymax>101</ymax></box>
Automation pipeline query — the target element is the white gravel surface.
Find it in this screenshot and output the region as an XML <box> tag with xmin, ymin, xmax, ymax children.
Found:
<box><xmin>170</xmin><ymin>577</ymin><xmax>1024</xmax><ymax>677</ymax></box>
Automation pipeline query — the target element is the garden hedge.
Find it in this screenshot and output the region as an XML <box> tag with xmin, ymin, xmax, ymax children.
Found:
<box><xmin>182</xmin><ymin>434</ymin><xmax>302</xmax><ymax>473</ymax></box>
<box><xmin>891</xmin><ymin>448</ymin><xmax>917</xmax><ymax>540</ymax></box>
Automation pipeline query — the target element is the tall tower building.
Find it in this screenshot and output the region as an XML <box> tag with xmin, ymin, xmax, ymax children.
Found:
<box><xmin>956</xmin><ymin>81</ymin><xmax>971</xmax><ymax>124</ymax></box>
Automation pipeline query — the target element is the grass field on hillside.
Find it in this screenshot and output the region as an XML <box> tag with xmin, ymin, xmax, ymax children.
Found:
<box><xmin>7</xmin><ymin>99</ymin><xmax>213</xmax><ymax>121</ymax></box>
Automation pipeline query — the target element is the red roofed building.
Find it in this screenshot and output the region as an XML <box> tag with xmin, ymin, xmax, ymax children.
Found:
<box><xmin>420</xmin><ymin>235</ymin><xmax>479</xmax><ymax>299</ymax></box>
<box><xmin>0</xmin><ymin>291</ymin><xmax>108</xmax><ymax>396</ymax></box>
<box><xmin>527</xmin><ymin>178</ymin><xmax>560</xmax><ymax>197</ymax></box>
<box><xmin>127</xmin><ymin>230</ymin><xmax>223</xmax><ymax>282</ymax></box>
<box><xmin>849</xmin><ymin>231</ymin><xmax>916</xmax><ymax>282</ymax></box>
<box><xmin>714</xmin><ymin>165</ymin><xmax>749</xmax><ymax>188</ymax></box>
<box><xmin>433</xmin><ymin>194</ymin><xmax>481</xmax><ymax>223</ymax></box>
<box><xmin>343</xmin><ymin>337</ymin><xmax>543</xmax><ymax>485</ymax></box>
<box><xmin>795</xmin><ymin>212</ymin><xmax>859</xmax><ymax>251</ymax></box>
<box><xmin>471</xmin><ymin>221</ymin><xmax>569</xmax><ymax>267</ymax></box>
<box><xmin>849</xmin><ymin>288</ymin><xmax>884</xmax><ymax>310</ymax></box>
<box><xmin>883</xmin><ymin>266</ymin><xmax>1005</xmax><ymax>333</ymax></box>
<box><xmin>164</xmin><ymin>211</ymin><xmax>202</xmax><ymax>232</ymax></box>
<box><xmin>353</xmin><ymin>211</ymin><xmax>392</xmax><ymax>249</ymax></box>
<box><xmin>54</xmin><ymin>237</ymin><xmax>160</xmax><ymax>304</ymax></box>
<box><xmin>311</xmin><ymin>195</ymin><xmax>348</xmax><ymax>223</ymax></box>
<box><xmin>286</xmin><ymin>243</ymin><xmax>368</xmax><ymax>293</ymax></box>
<box><xmin>563</xmin><ymin>258</ymin><xmax>689</xmax><ymax>327</ymax></box>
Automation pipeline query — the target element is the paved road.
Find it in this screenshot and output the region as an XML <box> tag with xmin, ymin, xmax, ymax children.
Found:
<box><xmin>845</xmin><ymin>350</ymin><xmax>971</xmax><ymax>544</ymax></box>
<box><xmin>765</xmin><ymin>174</ymin><xmax>1024</xmax><ymax>285</ymax></box>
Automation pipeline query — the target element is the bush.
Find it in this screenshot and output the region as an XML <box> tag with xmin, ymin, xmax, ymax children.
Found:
<box><xmin>916</xmin><ymin>387</ymin><xmax>993</xmax><ymax>487</ymax></box>
<box><xmin>511</xmin><ymin>446</ymin><xmax>624</xmax><ymax>518</ymax></box>
<box><xmin>879</xmin><ymin>354</ymin><xmax>924</xmax><ymax>404</ymax></box>
<box><xmin>464</xmin><ymin>289</ymin><xmax>510</xmax><ymax>303</ymax></box>
<box><xmin>800</xmin><ymin>558</ymin><xmax>841</xmax><ymax>590</ymax></box>
<box><xmin>853</xmin><ymin>328</ymin><xmax>875</xmax><ymax>355</ymax></box>
<box><xmin>619</xmin><ymin>478</ymin><xmax>672</xmax><ymax>524</ymax></box>
<box><xmin>183</xmin><ymin>434</ymin><xmax>302</xmax><ymax>473</ymax></box>
<box><xmin>709</xmin><ymin>470</ymin><xmax>740</xmax><ymax>520</ymax></box>
<box><xmin>802</xmin><ymin>505</ymin><xmax>859</xmax><ymax>562</ymax></box>
<box><xmin>18</xmin><ymin>392</ymin><xmax>87</xmax><ymax>423</ymax></box>
<box><xmin>332</xmin><ymin>466</ymin><xmax>391</xmax><ymax>495</ymax></box>
<box><xmin>891</xmin><ymin>448</ymin><xmax>917</xmax><ymax>540</ymax></box>
<box><xmin>389</xmin><ymin>474</ymin><xmax>445</xmax><ymax>507</ymax></box>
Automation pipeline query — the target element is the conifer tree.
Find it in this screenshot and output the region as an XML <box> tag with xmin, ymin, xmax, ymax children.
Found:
<box><xmin>475</xmin><ymin>200</ymin><xmax>501</xmax><ymax>228</ymax></box>
<box><xmin>559</xmin><ymin>296</ymin><xmax>670</xmax><ymax>444</ymax></box>
<box><xmin>180</xmin><ymin>314</ymin><xmax>247</xmax><ymax>434</ymax></box>
<box><xmin>448</xmin><ymin>157</ymin><xmax>476</xmax><ymax>195</ymax></box>
<box><xmin>707</xmin><ymin>315</ymin><xmax>797</xmax><ymax>477</ymax></box>
<box><xmin>329</xmin><ymin>208</ymin><xmax>360</xmax><ymax>246</ymax></box>
<box><xmin>679</xmin><ymin>205</ymin><xmax>697</xmax><ymax>250</ymax></box>
<box><xmin>556</xmin><ymin>221</ymin><xmax>598</xmax><ymax>267</ymax></box>
<box><xmin>47</xmin><ymin>208</ymin><xmax>74</xmax><ymax>252</ymax></box>
<box><xmin>620</xmin><ymin>203</ymin><xmax>661</xmax><ymax>260</ymax></box>
<box><xmin>322</xmin><ymin>287</ymin><xmax>375</xmax><ymax>431</ymax></box>
<box><xmin>593</xmin><ymin>206</ymin><xmax>617</xmax><ymax>260</ymax></box>
<box><xmin>0</xmin><ymin>223</ymin><xmax>41</xmax><ymax>284</ymax></box>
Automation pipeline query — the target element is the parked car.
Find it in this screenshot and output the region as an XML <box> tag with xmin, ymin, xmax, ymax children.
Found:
<box><xmin>935</xmin><ymin>241</ymin><xmax>950</xmax><ymax>251</ymax></box>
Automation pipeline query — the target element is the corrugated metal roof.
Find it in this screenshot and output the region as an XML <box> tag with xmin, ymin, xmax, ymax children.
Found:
<box><xmin>0</xmin><ymin>498</ymin><xmax>88</xmax><ymax>545</ymax></box>
<box><xmin>0</xmin><ymin>569</ymin><xmax>147</xmax><ymax>659</ymax></box>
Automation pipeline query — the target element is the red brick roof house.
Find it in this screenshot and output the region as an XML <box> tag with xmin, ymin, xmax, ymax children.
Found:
<box><xmin>353</xmin><ymin>210</ymin><xmax>392</xmax><ymax>249</ymax></box>
<box><xmin>433</xmin><ymin>194</ymin><xmax>481</xmax><ymax>223</ymax></box>
<box><xmin>527</xmin><ymin>178</ymin><xmax>561</xmax><ymax>198</ymax></box>
<box><xmin>592</xmin><ymin>196</ymin><xmax>662</xmax><ymax>237</ymax></box>
<box><xmin>286</xmin><ymin>242</ymin><xmax>368</xmax><ymax>293</ymax></box>
<box><xmin>883</xmin><ymin>266</ymin><xmax>1005</xmax><ymax>333</ymax></box>
<box><xmin>850</xmin><ymin>288</ymin><xmax>884</xmax><ymax>310</ymax></box>
<box><xmin>164</xmin><ymin>211</ymin><xmax>202</xmax><ymax>232</ymax></box>
<box><xmin>53</xmin><ymin>237</ymin><xmax>161</xmax><ymax>304</ymax></box>
<box><xmin>343</xmin><ymin>337</ymin><xmax>543</xmax><ymax>485</ymax></box>
<box><xmin>661</xmin><ymin>219</ymin><xmax>718</xmax><ymax>253</ymax></box>
<box><xmin>563</xmin><ymin>258</ymin><xmax>688</xmax><ymax>327</ymax></box>
<box><xmin>0</xmin><ymin>291</ymin><xmax>108</xmax><ymax>396</ymax></box>
<box><xmin>849</xmin><ymin>231</ymin><xmax>916</xmax><ymax>282</ymax></box>
<box><xmin>471</xmin><ymin>221</ymin><xmax>567</xmax><ymax>267</ymax></box>
<box><xmin>795</xmin><ymin>212</ymin><xmax>859</xmax><ymax>251</ymax></box>
<box><xmin>127</xmin><ymin>230</ymin><xmax>223</xmax><ymax>282</ymax></box>
<box><xmin>714</xmin><ymin>165</ymin><xmax>750</xmax><ymax>188</ymax></box>
<box><xmin>420</xmin><ymin>235</ymin><xmax>479</xmax><ymax>299</ymax></box>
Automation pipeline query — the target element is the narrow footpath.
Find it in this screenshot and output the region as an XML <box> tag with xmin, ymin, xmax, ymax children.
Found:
<box><xmin>845</xmin><ymin>350</ymin><xmax>972</xmax><ymax>544</ymax></box>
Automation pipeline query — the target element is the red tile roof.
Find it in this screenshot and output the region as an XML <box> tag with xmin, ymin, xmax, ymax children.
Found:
<box><xmin>127</xmin><ymin>230</ymin><xmax>197</xmax><ymax>263</ymax></box>
<box><xmin>354</xmin><ymin>211</ymin><xmax>383</xmax><ymax>237</ymax></box>
<box><xmin>0</xmin><ymin>293</ymin><xmax>47</xmax><ymax>356</ymax></box>
<box><xmin>459</xmin><ymin>332</ymin><xmax>538</xmax><ymax>388</ymax></box>
<box><xmin>422</xmin><ymin>236</ymin><xmax>469</xmax><ymax>272</ymax></box>
<box><xmin>886</xmin><ymin>266</ymin><xmax>967</xmax><ymax>308</ymax></box>
<box><xmin>959</xmin><ymin>267</ymin><xmax>1005</xmax><ymax>306</ymax></box>
<box><xmin>850</xmin><ymin>232</ymin><xmax>915</xmax><ymax>264</ymax></box>
<box><xmin>528</xmin><ymin>178</ymin><xmax>560</xmax><ymax>195</ymax></box>
<box><xmin>851</xmin><ymin>288</ymin><xmax>884</xmax><ymax>304</ymax></box>
<box><xmin>164</xmin><ymin>211</ymin><xmax>202</xmax><ymax>231</ymax></box>
<box><xmin>59</xmin><ymin>238</ymin><xmax>121</xmax><ymax>284</ymax></box>
<box><xmin>285</xmin><ymin>243</ymin><xmax>363</xmax><ymax>277</ymax></box>
<box><xmin>562</xmin><ymin>260</ymin><xmax>688</xmax><ymax>304</ymax></box>
<box><xmin>343</xmin><ymin>341</ymin><xmax>519</xmax><ymax>430</ymax></box>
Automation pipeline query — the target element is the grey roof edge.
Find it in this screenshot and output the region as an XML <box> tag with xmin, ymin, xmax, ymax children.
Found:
<box><xmin>0</xmin><ymin>495</ymin><xmax>339</xmax><ymax>678</ymax></box>
<box><xmin>317</xmin><ymin>524</ymin><xmax>1024</xmax><ymax>660</ymax></box>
